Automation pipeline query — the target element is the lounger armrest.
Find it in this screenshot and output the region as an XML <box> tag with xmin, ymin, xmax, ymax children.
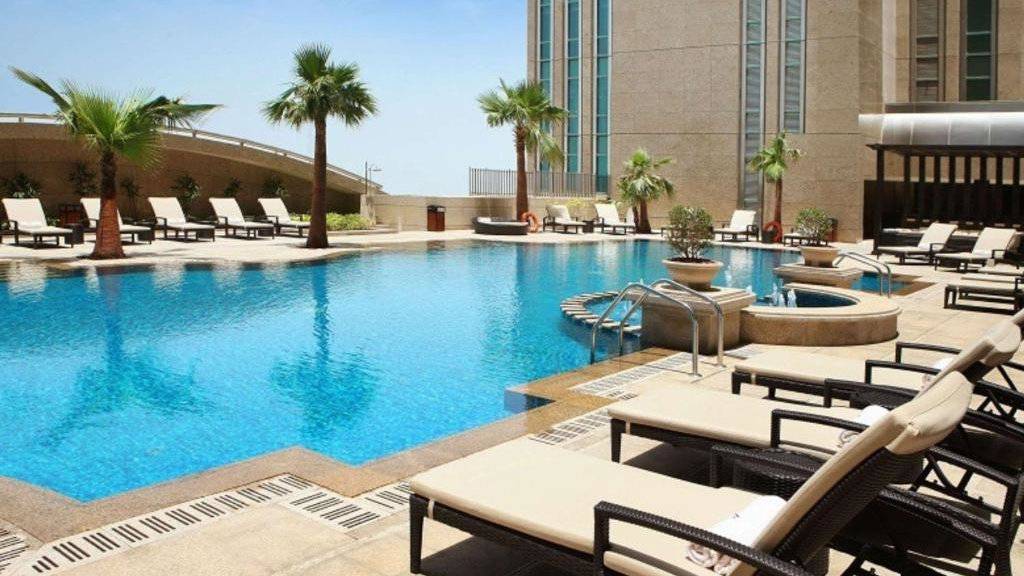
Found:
<box><xmin>992</xmin><ymin>249</ymin><xmax>1007</xmax><ymax>260</ymax></box>
<box><xmin>893</xmin><ymin>341</ymin><xmax>961</xmax><ymax>363</ymax></box>
<box><xmin>708</xmin><ymin>444</ymin><xmax>822</xmax><ymax>488</ymax></box>
<box><xmin>770</xmin><ymin>410</ymin><xmax>866</xmax><ymax>449</ymax></box>
<box><xmin>925</xmin><ymin>446</ymin><xmax>1018</xmax><ymax>488</ymax></box>
<box><xmin>747</xmin><ymin>224</ymin><xmax>760</xmax><ymax>234</ymax></box>
<box><xmin>969</xmin><ymin>380</ymin><xmax>1024</xmax><ymax>425</ymax></box>
<box><xmin>260</xmin><ymin>215</ymin><xmax>281</xmax><ymax>224</ymax></box>
<box><xmin>154</xmin><ymin>216</ymin><xmax>168</xmax><ymax>228</ymax></box>
<box><xmin>821</xmin><ymin>378</ymin><xmax>914</xmax><ymax>409</ymax></box>
<box><xmin>593</xmin><ymin>502</ymin><xmax>816</xmax><ymax>576</ymax></box>
<box><xmin>878</xmin><ymin>487</ymin><xmax>1000</xmax><ymax>546</ymax></box>
<box><xmin>864</xmin><ymin>359</ymin><xmax>937</xmax><ymax>383</ymax></box>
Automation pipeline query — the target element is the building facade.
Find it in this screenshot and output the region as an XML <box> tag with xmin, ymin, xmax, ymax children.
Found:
<box><xmin>526</xmin><ymin>0</ymin><xmax>1024</xmax><ymax>240</ymax></box>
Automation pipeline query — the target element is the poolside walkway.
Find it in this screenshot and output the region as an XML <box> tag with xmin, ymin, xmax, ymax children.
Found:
<box><xmin>2</xmin><ymin>230</ymin><xmax>1022</xmax><ymax>575</ymax></box>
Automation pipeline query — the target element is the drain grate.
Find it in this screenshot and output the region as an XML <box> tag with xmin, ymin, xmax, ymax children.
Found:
<box><xmin>529</xmin><ymin>410</ymin><xmax>610</xmax><ymax>445</ymax></box>
<box><xmin>0</xmin><ymin>527</ymin><xmax>31</xmax><ymax>575</ymax></box>
<box><xmin>571</xmin><ymin>351</ymin><xmax>700</xmax><ymax>399</ymax></box>
<box><xmin>25</xmin><ymin>474</ymin><xmax>314</xmax><ymax>574</ymax></box>
<box><xmin>725</xmin><ymin>344</ymin><xmax>765</xmax><ymax>360</ymax></box>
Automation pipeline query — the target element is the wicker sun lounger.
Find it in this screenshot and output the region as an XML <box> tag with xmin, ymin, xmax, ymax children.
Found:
<box><xmin>209</xmin><ymin>198</ymin><xmax>276</xmax><ymax>239</ymax></box>
<box><xmin>542</xmin><ymin>204</ymin><xmax>587</xmax><ymax>234</ymax></box>
<box><xmin>1</xmin><ymin>198</ymin><xmax>76</xmax><ymax>248</ymax></box>
<box><xmin>944</xmin><ymin>278</ymin><xmax>1024</xmax><ymax>312</ymax></box>
<box><xmin>409</xmin><ymin>371</ymin><xmax>972</xmax><ymax>576</ymax></box>
<box><xmin>148</xmin><ymin>197</ymin><xmax>216</xmax><ymax>241</ymax></box>
<box><xmin>593</xmin><ymin>203</ymin><xmax>635</xmax><ymax>235</ymax></box>
<box><xmin>472</xmin><ymin>217</ymin><xmax>530</xmax><ymax>235</ymax></box>
<box><xmin>714</xmin><ymin>210</ymin><xmax>759</xmax><ymax>242</ymax></box>
<box><xmin>934</xmin><ymin>227</ymin><xmax>1018</xmax><ymax>272</ymax></box>
<box><xmin>257</xmin><ymin>197</ymin><xmax>310</xmax><ymax>237</ymax></box>
<box><xmin>81</xmin><ymin>198</ymin><xmax>152</xmax><ymax>244</ymax></box>
<box><xmin>875</xmin><ymin>222</ymin><xmax>957</xmax><ymax>264</ymax></box>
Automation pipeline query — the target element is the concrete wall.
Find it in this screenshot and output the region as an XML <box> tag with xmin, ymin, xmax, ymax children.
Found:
<box><xmin>0</xmin><ymin>122</ymin><xmax>364</xmax><ymax>221</ymax></box>
<box><xmin>371</xmin><ymin>195</ymin><xmax>615</xmax><ymax>230</ymax></box>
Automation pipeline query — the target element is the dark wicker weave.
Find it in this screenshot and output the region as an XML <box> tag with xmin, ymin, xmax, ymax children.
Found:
<box><xmin>472</xmin><ymin>217</ymin><xmax>529</xmax><ymax>236</ymax></box>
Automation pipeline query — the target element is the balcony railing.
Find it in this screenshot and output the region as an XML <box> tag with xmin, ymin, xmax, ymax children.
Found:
<box><xmin>468</xmin><ymin>168</ymin><xmax>610</xmax><ymax>198</ymax></box>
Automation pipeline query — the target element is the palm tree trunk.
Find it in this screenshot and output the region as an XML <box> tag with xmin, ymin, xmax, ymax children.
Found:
<box><xmin>637</xmin><ymin>200</ymin><xmax>652</xmax><ymax>234</ymax></box>
<box><xmin>92</xmin><ymin>150</ymin><xmax>125</xmax><ymax>260</ymax></box>
<box><xmin>773</xmin><ymin>179</ymin><xmax>783</xmax><ymax>227</ymax></box>
<box><xmin>307</xmin><ymin>117</ymin><xmax>329</xmax><ymax>248</ymax></box>
<box><xmin>514</xmin><ymin>127</ymin><xmax>529</xmax><ymax>219</ymax></box>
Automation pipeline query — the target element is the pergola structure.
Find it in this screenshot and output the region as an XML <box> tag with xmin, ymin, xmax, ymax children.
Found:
<box><xmin>866</xmin><ymin>104</ymin><xmax>1024</xmax><ymax>250</ymax></box>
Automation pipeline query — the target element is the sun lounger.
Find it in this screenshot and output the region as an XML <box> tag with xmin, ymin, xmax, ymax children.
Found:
<box><xmin>944</xmin><ymin>278</ymin><xmax>1024</xmax><ymax>312</ymax></box>
<box><xmin>731</xmin><ymin>318</ymin><xmax>1021</xmax><ymax>401</ymax></box>
<box><xmin>934</xmin><ymin>227</ymin><xmax>1018</xmax><ymax>272</ymax></box>
<box><xmin>148</xmin><ymin>197</ymin><xmax>216</xmax><ymax>241</ymax></box>
<box><xmin>714</xmin><ymin>210</ymin><xmax>759</xmax><ymax>242</ymax></box>
<box><xmin>593</xmin><ymin>203</ymin><xmax>635</xmax><ymax>235</ymax></box>
<box><xmin>542</xmin><ymin>204</ymin><xmax>586</xmax><ymax>234</ymax></box>
<box><xmin>209</xmin><ymin>198</ymin><xmax>275</xmax><ymax>239</ymax></box>
<box><xmin>81</xmin><ymin>198</ymin><xmax>152</xmax><ymax>244</ymax></box>
<box><xmin>1</xmin><ymin>198</ymin><xmax>75</xmax><ymax>248</ymax></box>
<box><xmin>257</xmin><ymin>197</ymin><xmax>310</xmax><ymax>237</ymax></box>
<box><xmin>876</xmin><ymin>222</ymin><xmax>957</xmax><ymax>264</ymax></box>
<box><xmin>472</xmin><ymin>216</ymin><xmax>529</xmax><ymax>235</ymax></box>
<box><xmin>978</xmin><ymin>263</ymin><xmax>1024</xmax><ymax>277</ymax></box>
<box><xmin>409</xmin><ymin>370</ymin><xmax>972</xmax><ymax>576</ymax></box>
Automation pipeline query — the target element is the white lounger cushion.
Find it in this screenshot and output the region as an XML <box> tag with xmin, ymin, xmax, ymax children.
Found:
<box><xmin>258</xmin><ymin>198</ymin><xmax>308</xmax><ymax>227</ymax></box>
<box><xmin>80</xmin><ymin>198</ymin><xmax>149</xmax><ymax>233</ymax></box>
<box><xmin>2</xmin><ymin>199</ymin><xmax>71</xmax><ymax>233</ymax></box>
<box><xmin>547</xmin><ymin>204</ymin><xmax>582</xmax><ymax>225</ymax></box>
<box><xmin>951</xmin><ymin>280</ymin><xmax>1021</xmax><ymax>294</ymax></box>
<box><xmin>148</xmin><ymin>197</ymin><xmax>214</xmax><ymax>230</ymax></box>
<box><xmin>941</xmin><ymin>227</ymin><xmax>1018</xmax><ymax>261</ymax></box>
<box><xmin>595</xmin><ymin>203</ymin><xmax>632</xmax><ymax>227</ymax></box>
<box><xmin>717</xmin><ymin>210</ymin><xmax>757</xmax><ymax>233</ymax></box>
<box><xmin>916</xmin><ymin>222</ymin><xmax>957</xmax><ymax>249</ymax></box>
<box><xmin>978</xmin><ymin>263</ymin><xmax>1023</xmax><ymax>277</ymax></box>
<box><xmin>609</xmin><ymin>386</ymin><xmax>860</xmax><ymax>452</ymax></box>
<box><xmin>209</xmin><ymin>198</ymin><xmax>273</xmax><ymax>229</ymax></box>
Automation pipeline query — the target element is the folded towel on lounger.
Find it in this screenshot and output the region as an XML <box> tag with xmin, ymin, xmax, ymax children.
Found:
<box><xmin>686</xmin><ymin>495</ymin><xmax>787</xmax><ymax>575</ymax></box>
<box><xmin>837</xmin><ymin>405</ymin><xmax>891</xmax><ymax>449</ymax></box>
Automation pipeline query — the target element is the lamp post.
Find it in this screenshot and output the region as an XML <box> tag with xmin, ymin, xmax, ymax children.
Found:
<box><xmin>364</xmin><ymin>162</ymin><xmax>381</xmax><ymax>196</ymax></box>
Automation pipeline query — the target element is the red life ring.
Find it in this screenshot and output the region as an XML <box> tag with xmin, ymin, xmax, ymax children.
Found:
<box><xmin>763</xmin><ymin>220</ymin><xmax>783</xmax><ymax>243</ymax></box>
<box><xmin>520</xmin><ymin>212</ymin><xmax>541</xmax><ymax>233</ymax></box>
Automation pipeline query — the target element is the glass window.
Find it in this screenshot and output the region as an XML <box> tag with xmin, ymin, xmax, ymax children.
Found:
<box><xmin>565</xmin><ymin>0</ymin><xmax>581</xmax><ymax>173</ymax></box>
<box><xmin>912</xmin><ymin>0</ymin><xmax>943</xmax><ymax>101</ymax></box>
<box><xmin>741</xmin><ymin>0</ymin><xmax>766</xmax><ymax>211</ymax></box>
<box><xmin>779</xmin><ymin>0</ymin><xmax>805</xmax><ymax>133</ymax></box>
<box><xmin>594</xmin><ymin>0</ymin><xmax>611</xmax><ymax>186</ymax></box>
<box><xmin>538</xmin><ymin>0</ymin><xmax>553</xmax><ymax>171</ymax></box>
<box><xmin>961</xmin><ymin>0</ymin><xmax>995</xmax><ymax>101</ymax></box>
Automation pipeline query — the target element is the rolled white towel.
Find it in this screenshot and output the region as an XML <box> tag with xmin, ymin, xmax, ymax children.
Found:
<box><xmin>837</xmin><ymin>405</ymin><xmax>890</xmax><ymax>448</ymax></box>
<box><xmin>686</xmin><ymin>496</ymin><xmax>787</xmax><ymax>575</ymax></box>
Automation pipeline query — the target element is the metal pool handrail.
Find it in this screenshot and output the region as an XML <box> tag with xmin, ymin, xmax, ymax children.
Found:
<box><xmin>652</xmin><ymin>278</ymin><xmax>725</xmax><ymax>367</ymax></box>
<box><xmin>590</xmin><ymin>282</ymin><xmax>701</xmax><ymax>376</ymax></box>
<box><xmin>834</xmin><ymin>251</ymin><xmax>893</xmax><ymax>297</ymax></box>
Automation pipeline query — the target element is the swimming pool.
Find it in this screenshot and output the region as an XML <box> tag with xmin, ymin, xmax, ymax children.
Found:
<box><xmin>0</xmin><ymin>241</ymin><xmax>895</xmax><ymax>501</ymax></box>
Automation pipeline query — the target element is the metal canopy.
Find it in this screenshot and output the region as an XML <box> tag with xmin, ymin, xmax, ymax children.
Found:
<box><xmin>866</xmin><ymin>110</ymin><xmax>1024</xmax><ymax>157</ymax></box>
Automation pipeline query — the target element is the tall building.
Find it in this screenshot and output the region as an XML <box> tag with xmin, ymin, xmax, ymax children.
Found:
<box><xmin>527</xmin><ymin>0</ymin><xmax>1024</xmax><ymax>241</ymax></box>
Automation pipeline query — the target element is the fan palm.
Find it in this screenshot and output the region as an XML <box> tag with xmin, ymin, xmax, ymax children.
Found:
<box><xmin>10</xmin><ymin>67</ymin><xmax>217</xmax><ymax>259</ymax></box>
<box><xmin>617</xmin><ymin>149</ymin><xmax>675</xmax><ymax>234</ymax></box>
<box><xmin>478</xmin><ymin>79</ymin><xmax>566</xmax><ymax>220</ymax></box>
<box><xmin>747</xmin><ymin>133</ymin><xmax>803</xmax><ymax>243</ymax></box>
<box><xmin>264</xmin><ymin>44</ymin><xmax>377</xmax><ymax>249</ymax></box>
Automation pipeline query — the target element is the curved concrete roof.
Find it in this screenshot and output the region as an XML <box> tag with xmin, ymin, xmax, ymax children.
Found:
<box><xmin>0</xmin><ymin>113</ymin><xmax>382</xmax><ymax>195</ymax></box>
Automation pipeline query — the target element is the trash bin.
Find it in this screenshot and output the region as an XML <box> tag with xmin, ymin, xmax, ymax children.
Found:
<box><xmin>427</xmin><ymin>205</ymin><xmax>446</xmax><ymax>232</ymax></box>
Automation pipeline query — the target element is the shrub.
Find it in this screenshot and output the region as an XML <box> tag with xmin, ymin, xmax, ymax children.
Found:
<box><xmin>223</xmin><ymin>177</ymin><xmax>243</xmax><ymax>198</ymax></box>
<box><xmin>262</xmin><ymin>175</ymin><xmax>288</xmax><ymax>199</ymax></box>
<box><xmin>1</xmin><ymin>172</ymin><xmax>42</xmax><ymax>199</ymax></box>
<box><xmin>68</xmin><ymin>162</ymin><xmax>97</xmax><ymax>196</ymax></box>
<box><xmin>795</xmin><ymin>207</ymin><xmax>833</xmax><ymax>242</ymax></box>
<box><xmin>120</xmin><ymin>177</ymin><xmax>140</xmax><ymax>219</ymax></box>
<box><xmin>665</xmin><ymin>206</ymin><xmax>713</xmax><ymax>261</ymax></box>
<box><xmin>170</xmin><ymin>174</ymin><xmax>201</xmax><ymax>215</ymax></box>
<box><xmin>291</xmin><ymin>212</ymin><xmax>373</xmax><ymax>231</ymax></box>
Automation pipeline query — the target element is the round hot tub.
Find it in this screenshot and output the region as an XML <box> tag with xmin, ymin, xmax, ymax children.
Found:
<box><xmin>741</xmin><ymin>284</ymin><xmax>900</xmax><ymax>346</ymax></box>
<box><xmin>755</xmin><ymin>289</ymin><xmax>858</xmax><ymax>308</ymax></box>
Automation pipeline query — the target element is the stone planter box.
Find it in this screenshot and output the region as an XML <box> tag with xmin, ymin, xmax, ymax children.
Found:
<box><xmin>774</xmin><ymin>263</ymin><xmax>864</xmax><ymax>288</ymax></box>
<box><xmin>641</xmin><ymin>287</ymin><xmax>757</xmax><ymax>355</ymax></box>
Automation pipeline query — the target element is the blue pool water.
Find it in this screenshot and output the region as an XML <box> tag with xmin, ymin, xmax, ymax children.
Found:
<box><xmin>0</xmin><ymin>241</ymin><xmax>898</xmax><ymax>501</ymax></box>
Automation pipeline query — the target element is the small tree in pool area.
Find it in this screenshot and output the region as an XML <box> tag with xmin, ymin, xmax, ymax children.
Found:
<box><xmin>747</xmin><ymin>133</ymin><xmax>803</xmax><ymax>242</ymax></box>
<box><xmin>1</xmin><ymin>172</ymin><xmax>42</xmax><ymax>199</ymax></box>
<box><xmin>795</xmin><ymin>207</ymin><xmax>833</xmax><ymax>244</ymax></box>
<box><xmin>665</xmin><ymin>206</ymin><xmax>713</xmax><ymax>262</ymax></box>
<box><xmin>262</xmin><ymin>175</ymin><xmax>288</xmax><ymax>199</ymax></box>
<box><xmin>171</xmin><ymin>174</ymin><xmax>201</xmax><ymax>216</ymax></box>
<box><xmin>617</xmin><ymin>149</ymin><xmax>674</xmax><ymax>234</ymax></box>
<box><xmin>120</xmin><ymin>177</ymin><xmax>140</xmax><ymax>220</ymax></box>
<box><xmin>68</xmin><ymin>162</ymin><xmax>98</xmax><ymax>196</ymax></box>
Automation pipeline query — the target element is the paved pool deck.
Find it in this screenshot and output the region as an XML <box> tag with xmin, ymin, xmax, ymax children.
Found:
<box><xmin>1</xmin><ymin>229</ymin><xmax>1021</xmax><ymax>575</ymax></box>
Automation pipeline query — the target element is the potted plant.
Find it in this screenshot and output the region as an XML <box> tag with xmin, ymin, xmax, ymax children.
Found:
<box><xmin>662</xmin><ymin>205</ymin><xmax>721</xmax><ymax>290</ymax></box>
<box><xmin>795</xmin><ymin>207</ymin><xmax>838</xmax><ymax>267</ymax></box>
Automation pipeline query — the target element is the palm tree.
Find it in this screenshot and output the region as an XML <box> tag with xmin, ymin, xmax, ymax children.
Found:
<box><xmin>264</xmin><ymin>44</ymin><xmax>377</xmax><ymax>249</ymax></box>
<box><xmin>617</xmin><ymin>149</ymin><xmax>674</xmax><ymax>234</ymax></box>
<box><xmin>478</xmin><ymin>80</ymin><xmax>566</xmax><ymax>220</ymax></box>
<box><xmin>747</xmin><ymin>133</ymin><xmax>803</xmax><ymax>243</ymax></box>
<box><xmin>10</xmin><ymin>68</ymin><xmax>217</xmax><ymax>259</ymax></box>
